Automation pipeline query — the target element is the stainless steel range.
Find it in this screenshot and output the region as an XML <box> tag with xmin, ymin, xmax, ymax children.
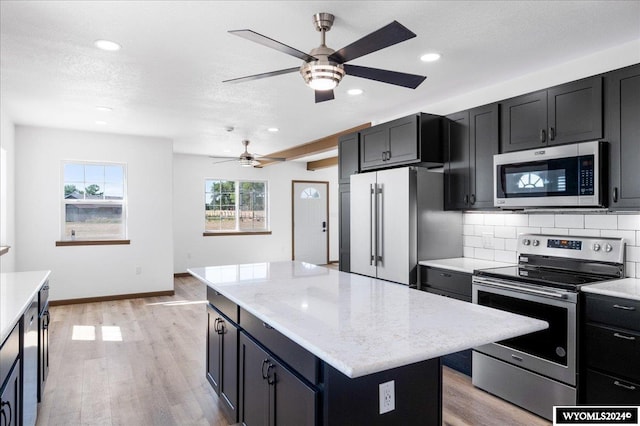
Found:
<box><xmin>472</xmin><ymin>233</ymin><xmax>625</xmax><ymax>420</ymax></box>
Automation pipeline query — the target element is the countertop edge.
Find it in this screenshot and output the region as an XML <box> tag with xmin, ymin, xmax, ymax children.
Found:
<box><xmin>1</xmin><ymin>270</ymin><xmax>51</xmax><ymax>343</ymax></box>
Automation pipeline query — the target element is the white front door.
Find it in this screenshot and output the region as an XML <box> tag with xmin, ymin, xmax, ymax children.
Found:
<box><xmin>292</xmin><ymin>181</ymin><xmax>328</xmax><ymax>265</ymax></box>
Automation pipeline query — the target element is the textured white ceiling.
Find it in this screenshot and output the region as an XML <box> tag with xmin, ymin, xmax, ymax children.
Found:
<box><xmin>1</xmin><ymin>1</ymin><xmax>639</xmax><ymax>160</ymax></box>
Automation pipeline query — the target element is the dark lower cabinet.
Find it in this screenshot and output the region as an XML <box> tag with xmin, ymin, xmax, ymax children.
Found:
<box><xmin>605</xmin><ymin>63</ymin><xmax>640</xmax><ymax>208</ymax></box>
<box><xmin>207</xmin><ymin>304</ymin><xmax>239</xmax><ymax>423</ymax></box>
<box><xmin>239</xmin><ymin>332</ymin><xmax>317</xmax><ymax>426</ymax></box>
<box><xmin>0</xmin><ymin>359</ymin><xmax>20</xmax><ymax>426</ymax></box>
<box><xmin>581</xmin><ymin>293</ymin><xmax>640</xmax><ymax>404</ymax></box>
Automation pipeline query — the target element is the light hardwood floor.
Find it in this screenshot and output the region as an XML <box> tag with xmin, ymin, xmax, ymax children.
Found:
<box><xmin>37</xmin><ymin>276</ymin><xmax>550</xmax><ymax>426</ymax></box>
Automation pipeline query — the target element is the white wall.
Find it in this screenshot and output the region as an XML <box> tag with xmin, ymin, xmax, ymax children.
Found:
<box><xmin>173</xmin><ymin>154</ymin><xmax>339</xmax><ymax>273</ymax></box>
<box><xmin>462</xmin><ymin>212</ymin><xmax>640</xmax><ymax>278</ymax></box>
<box><xmin>0</xmin><ymin>105</ymin><xmax>16</xmax><ymax>272</ymax></box>
<box><xmin>15</xmin><ymin>126</ymin><xmax>174</xmax><ymax>301</ymax></box>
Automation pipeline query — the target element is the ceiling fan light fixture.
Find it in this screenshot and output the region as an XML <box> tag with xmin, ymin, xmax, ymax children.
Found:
<box><xmin>301</xmin><ymin>62</ymin><xmax>345</xmax><ymax>91</ymax></box>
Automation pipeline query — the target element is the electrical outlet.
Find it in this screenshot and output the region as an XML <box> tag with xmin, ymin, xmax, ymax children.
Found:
<box><xmin>135</xmin><ymin>266</ymin><xmax>142</xmax><ymax>275</ymax></box>
<box><xmin>482</xmin><ymin>232</ymin><xmax>494</xmax><ymax>249</ymax></box>
<box><xmin>379</xmin><ymin>380</ymin><xmax>395</xmax><ymax>414</ymax></box>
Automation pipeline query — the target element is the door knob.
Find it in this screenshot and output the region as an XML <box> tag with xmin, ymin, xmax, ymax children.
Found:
<box><xmin>322</xmin><ymin>221</ymin><xmax>327</xmax><ymax>232</ymax></box>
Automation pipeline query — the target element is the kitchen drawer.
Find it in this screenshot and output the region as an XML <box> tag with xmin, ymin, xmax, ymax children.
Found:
<box><xmin>420</xmin><ymin>286</ymin><xmax>472</xmax><ymax>303</ymax></box>
<box><xmin>585</xmin><ymin>323</ymin><xmax>640</xmax><ymax>380</ymax></box>
<box><xmin>240</xmin><ymin>308</ymin><xmax>319</xmax><ymax>385</ymax></box>
<box><xmin>207</xmin><ymin>286</ymin><xmax>239</xmax><ymax>324</ymax></box>
<box><xmin>420</xmin><ymin>266</ymin><xmax>472</xmax><ymax>298</ymax></box>
<box><xmin>584</xmin><ymin>369</ymin><xmax>640</xmax><ymax>405</ymax></box>
<box><xmin>585</xmin><ymin>294</ymin><xmax>640</xmax><ymax>332</ymax></box>
<box><xmin>1</xmin><ymin>322</ymin><xmax>20</xmax><ymax>387</ymax></box>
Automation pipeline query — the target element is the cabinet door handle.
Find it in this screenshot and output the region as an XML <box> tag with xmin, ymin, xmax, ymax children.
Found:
<box><xmin>1</xmin><ymin>400</ymin><xmax>11</xmax><ymax>426</ymax></box>
<box><xmin>463</xmin><ymin>195</ymin><xmax>469</xmax><ymax>205</ymax></box>
<box><xmin>216</xmin><ymin>319</ymin><xmax>225</xmax><ymax>335</ymax></box>
<box><xmin>540</xmin><ymin>129</ymin><xmax>546</xmax><ymax>143</ymax></box>
<box><xmin>470</xmin><ymin>194</ymin><xmax>476</xmax><ymax>205</ymax></box>
<box><xmin>266</xmin><ymin>364</ymin><xmax>276</xmax><ymax>385</ymax></box>
<box><xmin>613</xmin><ymin>380</ymin><xmax>636</xmax><ymax>391</ymax></box>
<box><xmin>613</xmin><ymin>304</ymin><xmax>636</xmax><ymax>311</ymax></box>
<box><xmin>386</xmin><ymin>150</ymin><xmax>391</xmax><ymax>160</ymax></box>
<box><xmin>613</xmin><ymin>332</ymin><xmax>636</xmax><ymax>341</ymax></box>
<box><xmin>548</xmin><ymin>127</ymin><xmax>555</xmax><ymax>141</ymax></box>
<box><xmin>613</xmin><ymin>187</ymin><xmax>619</xmax><ymax>203</ymax></box>
<box><xmin>261</xmin><ymin>359</ymin><xmax>270</xmax><ymax>380</ymax></box>
<box><xmin>262</xmin><ymin>322</ymin><xmax>274</xmax><ymax>330</ymax></box>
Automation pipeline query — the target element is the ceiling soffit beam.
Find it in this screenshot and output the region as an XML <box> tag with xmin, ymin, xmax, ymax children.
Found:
<box><xmin>259</xmin><ymin>122</ymin><xmax>371</xmax><ymax>166</ymax></box>
<box><xmin>307</xmin><ymin>156</ymin><xmax>338</xmax><ymax>171</ymax></box>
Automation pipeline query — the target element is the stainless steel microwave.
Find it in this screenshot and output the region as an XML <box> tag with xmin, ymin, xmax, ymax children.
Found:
<box><xmin>494</xmin><ymin>141</ymin><xmax>606</xmax><ymax>208</ymax></box>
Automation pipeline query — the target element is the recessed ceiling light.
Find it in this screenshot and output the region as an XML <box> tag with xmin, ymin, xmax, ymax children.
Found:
<box><xmin>267</xmin><ymin>127</ymin><xmax>279</xmax><ymax>132</ymax></box>
<box><xmin>420</xmin><ymin>52</ymin><xmax>441</xmax><ymax>62</ymax></box>
<box><xmin>95</xmin><ymin>106</ymin><xmax>113</xmax><ymax>112</ymax></box>
<box><xmin>94</xmin><ymin>39</ymin><xmax>121</xmax><ymax>51</ymax></box>
<box><xmin>347</xmin><ymin>88</ymin><xmax>364</xmax><ymax>96</ymax></box>
<box><xmin>95</xmin><ymin>120</ymin><xmax>107</xmax><ymax>125</ymax></box>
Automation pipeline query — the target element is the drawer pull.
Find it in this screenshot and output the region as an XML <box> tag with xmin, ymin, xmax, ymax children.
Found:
<box><xmin>613</xmin><ymin>304</ymin><xmax>636</xmax><ymax>311</ymax></box>
<box><xmin>262</xmin><ymin>322</ymin><xmax>274</xmax><ymax>330</ymax></box>
<box><xmin>511</xmin><ymin>354</ymin><xmax>523</xmax><ymax>362</ymax></box>
<box><xmin>613</xmin><ymin>332</ymin><xmax>635</xmax><ymax>341</ymax></box>
<box><xmin>440</xmin><ymin>273</ymin><xmax>452</xmax><ymax>278</ymax></box>
<box><xmin>613</xmin><ymin>380</ymin><xmax>637</xmax><ymax>391</ymax></box>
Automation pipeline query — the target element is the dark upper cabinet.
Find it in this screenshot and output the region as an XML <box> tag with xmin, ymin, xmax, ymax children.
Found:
<box><xmin>360</xmin><ymin>113</ymin><xmax>442</xmax><ymax>171</ymax></box>
<box><xmin>445</xmin><ymin>103</ymin><xmax>499</xmax><ymax>210</ymax></box>
<box><xmin>501</xmin><ymin>76</ymin><xmax>602</xmax><ymax>152</ymax></box>
<box><xmin>605</xmin><ymin>63</ymin><xmax>640</xmax><ymax>208</ymax></box>
<box><xmin>338</xmin><ymin>132</ymin><xmax>359</xmax><ymax>184</ymax></box>
<box><xmin>338</xmin><ymin>184</ymin><xmax>350</xmax><ymax>272</ymax></box>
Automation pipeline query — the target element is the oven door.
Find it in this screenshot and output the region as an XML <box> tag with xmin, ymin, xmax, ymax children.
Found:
<box><xmin>493</xmin><ymin>141</ymin><xmax>603</xmax><ymax>208</ymax></box>
<box><xmin>472</xmin><ymin>276</ymin><xmax>577</xmax><ymax>386</ymax></box>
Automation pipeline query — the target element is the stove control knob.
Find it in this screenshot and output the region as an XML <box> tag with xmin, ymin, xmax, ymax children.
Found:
<box><xmin>605</xmin><ymin>243</ymin><xmax>613</xmax><ymax>253</ymax></box>
<box><xmin>522</xmin><ymin>239</ymin><xmax>531</xmax><ymax>246</ymax></box>
<box><xmin>592</xmin><ymin>243</ymin><xmax>601</xmax><ymax>252</ymax></box>
<box><xmin>532</xmin><ymin>239</ymin><xmax>540</xmax><ymax>247</ymax></box>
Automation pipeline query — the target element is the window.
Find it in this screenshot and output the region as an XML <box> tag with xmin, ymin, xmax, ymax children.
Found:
<box><xmin>205</xmin><ymin>179</ymin><xmax>268</xmax><ymax>234</ymax></box>
<box><xmin>61</xmin><ymin>162</ymin><xmax>126</xmax><ymax>241</ymax></box>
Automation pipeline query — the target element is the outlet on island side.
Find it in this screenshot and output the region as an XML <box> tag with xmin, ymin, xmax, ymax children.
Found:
<box><xmin>379</xmin><ymin>380</ymin><xmax>395</xmax><ymax>414</ymax></box>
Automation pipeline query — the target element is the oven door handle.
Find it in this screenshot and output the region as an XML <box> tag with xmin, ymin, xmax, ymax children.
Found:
<box><xmin>473</xmin><ymin>277</ymin><xmax>568</xmax><ymax>299</ymax></box>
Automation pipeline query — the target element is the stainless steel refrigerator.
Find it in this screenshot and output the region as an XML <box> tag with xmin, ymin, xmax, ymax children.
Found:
<box><xmin>350</xmin><ymin>167</ymin><xmax>462</xmax><ymax>286</ymax></box>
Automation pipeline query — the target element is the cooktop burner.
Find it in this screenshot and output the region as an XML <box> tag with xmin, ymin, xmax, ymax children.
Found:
<box><xmin>474</xmin><ymin>265</ymin><xmax>611</xmax><ymax>291</ymax></box>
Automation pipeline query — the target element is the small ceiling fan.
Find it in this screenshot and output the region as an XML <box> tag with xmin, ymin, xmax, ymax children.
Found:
<box><xmin>210</xmin><ymin>140</ymin><xmax>285</xmax><ymax>167</ymax></box>
<box><xmin>224</xmin><ymin>13</ymin><xmax>427</xmax><ymax>103</ymax></box>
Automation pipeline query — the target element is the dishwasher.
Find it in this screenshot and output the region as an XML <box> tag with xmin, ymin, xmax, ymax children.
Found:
<box><xmin>23</xmin><ymin>297</ymin><xmax>38</xmax><ymax>426</ymax></box>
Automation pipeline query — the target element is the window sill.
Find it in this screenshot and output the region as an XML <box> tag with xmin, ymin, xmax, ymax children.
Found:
<box><xmin>203</xmin><ymin>231</ymin><xmax>272</xmax><ymax>237</ymax></box>
<box><xmin>0</xmin><ymin>246</ymin><xmax>10</xmax><ymax>256</ymax></box>
<box><xmin>55</xmin><ymin>239</ymin><xmax>131</xmax><ymax>247</ymax></box>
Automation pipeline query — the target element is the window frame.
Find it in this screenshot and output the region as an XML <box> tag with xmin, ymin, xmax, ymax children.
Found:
<box><xmin>58</xmin><ymin>160</ymin><xmax>129</xmax><ymax>245</ymax></box>
<box><xmin>203</xmin><ymin>178</ymin><xmax>271</xmax><ymax>236</ymax></box>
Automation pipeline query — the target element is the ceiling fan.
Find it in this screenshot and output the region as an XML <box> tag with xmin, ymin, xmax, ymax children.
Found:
<box><xmin>223</xmin><ymin>13</ymin><xmax>427</xmax><ymax>103</ymax></box>
<box><xmin>210</xmin><ymin>140</ymin><xmax>285</xmax><ymax>167</ymax></box>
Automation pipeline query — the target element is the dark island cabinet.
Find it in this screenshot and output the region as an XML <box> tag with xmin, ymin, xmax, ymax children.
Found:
<box><xmin>501</xmin><ymin>76</ymin><xmax>602</xmax><ymax>152</ymax></box>
<box><xmin>605</xmin><ymin>63</ymin><xmax>640</xmax><ymax>209</ymax></box>
<box><xmin>582</xmin><ymin>293</ymin><xmax>640</xmax><ymax>404</ymax></box>
<box><xmin>445</xmin><ymin>103</ymin><xmax>499</xmax><ymax>210</ymax></box>
<box><xmin>1</xmin><ymin>323</ymin><xmax>21</xmax><ymax>426</ymax></box>
<box><xmin>239</xmin><ymin>332</ymin><xmax>318</xmax><ymax>426</ymax></box>
<box><xmin>360</xmin><ymin>113</ymin><xmax>442</xmax><ymax>171</ymax></box>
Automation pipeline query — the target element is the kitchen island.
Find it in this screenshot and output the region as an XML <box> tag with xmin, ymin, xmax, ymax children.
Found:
<box><xmin>189</xmin><ymin>261</ymin><xmax>547</xmax><ymax>425</ymax></box>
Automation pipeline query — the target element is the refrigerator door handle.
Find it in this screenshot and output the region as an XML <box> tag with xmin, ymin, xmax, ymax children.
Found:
<box><xmin>370</xmin><ymin>183</ymin><xmax>375</xmax><ymax>265</ymax></box>
<box><xmin>377</xmin><ymin>184</ymin><xmax>383</xmax><ymax>263</ymax></box>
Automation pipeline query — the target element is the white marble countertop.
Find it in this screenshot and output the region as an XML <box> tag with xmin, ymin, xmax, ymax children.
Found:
<box><xmin>581</xmin><ymin>277</ymin><xmax>640</xmax><ymax>301</ymax></box>
<box><xmin>418</xmin><ymin>257</ymin><xmax>514</xmax><ymax>274</ymax></box>
<box><xmin>189</xmin><ymin>261</ymin><xmax>547</xmax><ymax>378</ymax></box>
<box><xmin>1</xmin><ymin>270</ymin><xmax>51</xmax><ymax>343</ymax></box>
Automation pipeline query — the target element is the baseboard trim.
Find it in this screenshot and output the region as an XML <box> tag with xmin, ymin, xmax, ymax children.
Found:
<box><xmin>50</xmin><ymin>290</ymin><xmax>175</xmax><ymax>306</ymax></box>
<box><xmin>174</xmin><ymin>272</ymin><xmax>191</xmax><ymax>278</ymax></box>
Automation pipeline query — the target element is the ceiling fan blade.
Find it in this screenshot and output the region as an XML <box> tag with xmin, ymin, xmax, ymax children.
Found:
<box><xmin>315</xmin><ymin>90</ymin><xmax>335</xmax><ymax>103</ymax></box>
<box><xmin>223</xmin><ymin>67</ymin><xmax>299</xmax><ymax>84</ymax></box>
<box><xmin>229</xmin><ymin>29</ymin><xmax>317</xmax><ymax>62</ymax></box>
<box><xmin>210</xmin><ymin>157</ymin><xmax>239</xmax><ymax>165</ymax></box>
<box><xmin>328</xmin><ymin>21</ymin><xmax>416</xmax><ymax>64</ymax></box>
<box><xmin>257</xmin><ymin>156</ymin><xmax>286</xmax><ymax>161</ymax></box>
<box><xmin>343</xmin><ymin>64</ymin><xmax>426</xmax><ymax>89</ymax></box>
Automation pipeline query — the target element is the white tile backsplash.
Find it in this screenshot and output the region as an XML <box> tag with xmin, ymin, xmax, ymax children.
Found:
<box><xmin>462</xmin><ymin>212</ymin><xmax>640</xmax><ymax>277</ymax></box>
